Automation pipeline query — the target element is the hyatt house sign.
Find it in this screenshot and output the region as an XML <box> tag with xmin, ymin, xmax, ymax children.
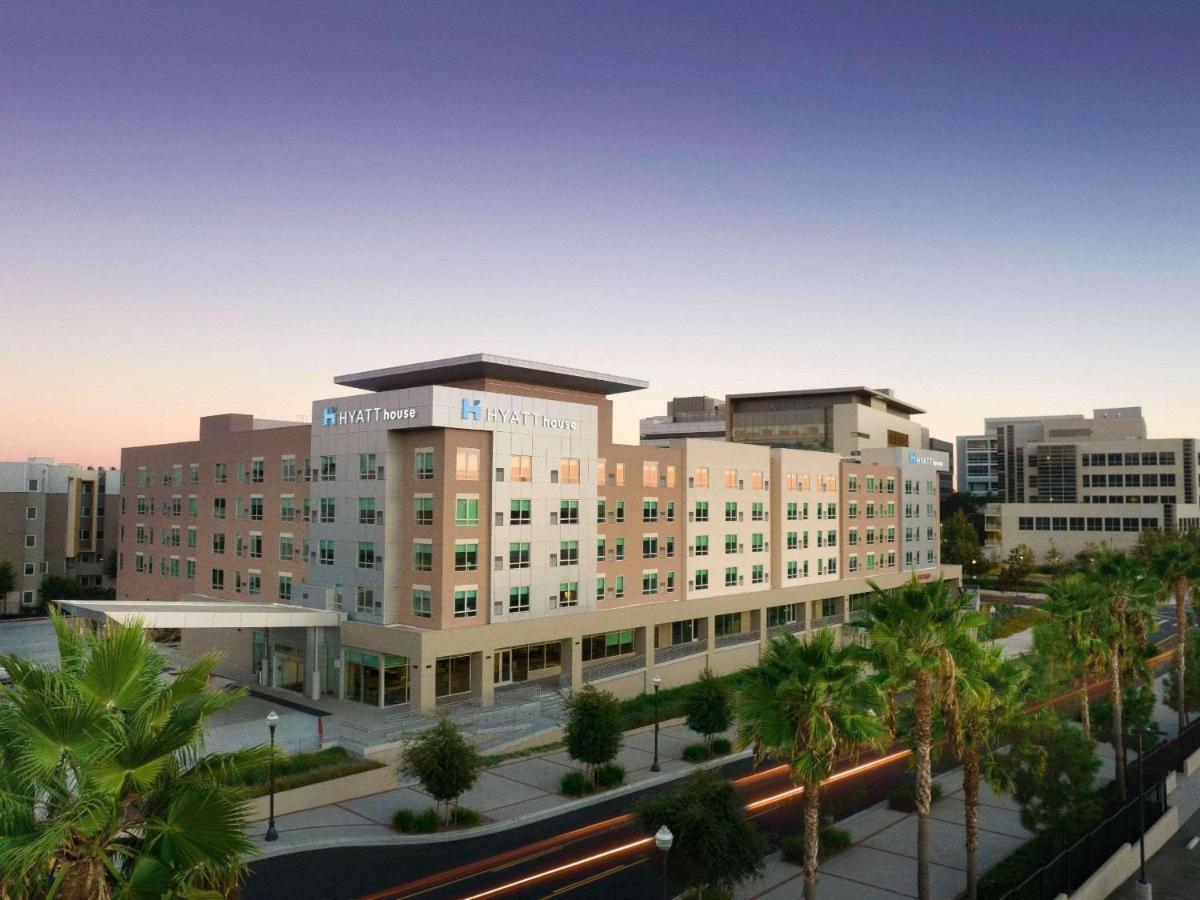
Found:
<box><xmin>319</xmin><ymin>397</ymin><xmax>578</xmax><ymax>432</ymax></box>
<box><xmin>322</xmin><ymin>406</ymin><xmax>417</xmax><ymax>426</ymax></box>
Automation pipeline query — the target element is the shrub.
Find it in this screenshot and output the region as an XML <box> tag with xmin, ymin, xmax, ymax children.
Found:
<box><xmin>240</xmin><ymin>746</ymin><xmax>382</xmax><ymax>798</ymax></box>
<box><xmin>565</xmin><ymin>686</ymin><xmax>623</xmax><ymax>783</ymax></box>
<box><xmin>780</xmin><ymin>826</ymin><xmax>853</xmax><ymax>864</ymax></box>
<box><xmin>392</xmin><ymin>808</ymin><xmax>439</xmax><ymax>834</ymax></box>
<box><xmin>683</xmin><ymin>742</ymin><xmax>712</xmax><ymax>763</ymax></box>
<box><xmin>450</xmin><ymin>806</ymin><xmax>481</xmax><ymax>827</ymax></box>
<box><xmin>561</xmin><ymin>771</ymin><xmax>594</xmax><ymax>797</ymax></box>
<box><xmin>711</xmin><ymin>737</ymin><xmax>733</xmax><ymax>755</ymax></box>
<box><xmin>887</xmin><ymin>782</ymin><xmax>943</xmax><ymax>812</ymax></box>
<box><xmin>595</xmin><ymin>762</ymin><xmax>625</xmax><ymax>788</ymax></box>
<box><xmin>685</xmin><ymin>668</ymin><xmax>733</xmax><ymax>747</ymax></box>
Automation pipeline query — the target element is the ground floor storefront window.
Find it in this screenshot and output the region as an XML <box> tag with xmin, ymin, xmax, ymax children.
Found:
<box><xmin>493</xmin><ymin>641</ymin><xmax>562</xmax><ymax>685</ymax></box>
<box><xmin>344</xmin><ymin>649</ymin><xmax>410</xmax><ymax>707</ymax></box>
<box><xmin>436</xmin><ymin>654</ymin><xmax>472</xmax><ymax>698</ymax></box>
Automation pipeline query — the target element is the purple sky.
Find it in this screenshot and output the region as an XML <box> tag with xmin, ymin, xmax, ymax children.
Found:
<box><xmin>2</xmin><ymin>1</ymin><xmax>1197</xmax><ymax>467</ymax></box>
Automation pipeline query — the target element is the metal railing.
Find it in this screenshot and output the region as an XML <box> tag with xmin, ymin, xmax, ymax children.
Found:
<box><xmin>583</xmin><ymin>654</ymin><xmax>646</xmax><ymax>683</ymax></box>
<box><xmin>655</xmin><ymin>639</ymin><xmax>707</xmax><ymax>665</ymax></box>
<box><xmin>847</xmin><ymin>607</ymin><xmax>868</xmax><ymax>622</ymax></box>
<box><xmin>811</xmin><ymin>613</ymin><xmax>844</xmax><ymax>628</ymax></box>
<box><xmin>767</xmin><ymin>620</ymin><xmax>805</xmax><ymax>637</ymax></box>
<box><xmin>715</xmin><ymin>629</ymin><xmax>761</xmax><ymax>649</ymax></box>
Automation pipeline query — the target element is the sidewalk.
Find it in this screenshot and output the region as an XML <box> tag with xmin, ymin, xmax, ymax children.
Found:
<box><xmin>246</xmin><ymin>718</ymin><xmax>742</xmax><ymax>856</ymax></box>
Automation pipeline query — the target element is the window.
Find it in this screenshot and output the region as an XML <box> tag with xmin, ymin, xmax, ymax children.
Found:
<box><xmin>454</xmin><ymin>588</ymin><xmax>477</xmax><ymax>618</ymax></box>
<box><xmin>715</xmin><ymin>613</ymin><xmax>742</xmax><ymax>637</ymax></box>
<box><xmin>724</xmin><ymin>533</ymin><xmax>738</xmax><ymax>554</ymax></box>
<box><xmin>751</xmin><ymin>533</ymin><xmax>765</xmax><ymax>552</ymax></box>
<box><xmin>725</xmin><ymin>502</ymin><xmax>738</xmax><ymax>522</ymax></box>
<box><xmin>313</xmin><ymin>539</ymin><xmax>333</xmax><ymax>566</ymax></box>
<box><xmin>24</xmin><ymin>534</ymin><xmax>35</xmax><ymax>549</ymax></box>
<box><xmin>693</xmin><ymin>467</ymin><xmax>709</xmax><ymax>488</ymax></box>
<box><xmin>319</xmin><ymin>455</ymin><xmax>337</xmax><ymax>481</ymax></box>
<box><xmin>642</xmin><ymin>499</ymin><xmax>658</xmax><ymax>523</ymax></box>
<box><xmin>694</xmin><ymin>569</ymin><xmax>709</xmax><ymax>590</ymax></box>
<box><xmin>248</xmin><ymin>534</ymin><xmax>263</xmax><ymax>558</ymax></box>
<box><xmin>250</xmin><ymin>459</ymin><xmax>264</xmax><ymax>483</ymax></box>
<box><xmin>559</xmin><ymin>582</ymin><xmax>579</xmax><ymax>606</ymax></box>
<box><xmin>560</xmin><ymin>540</ymin><xmax>579</xmax><ymax>565</ymax></box>
<box><xmin>212</xmin><ymin>533</ymin><xmax>226</xmax><ymax>554</ymax></box>
<box><xmin>356</xmin><ymin>586</ymin><xmax>377</xmax><ymax>614</ymax></box>
<box><xmin>415</xmin><ymin>450</ymin><xmax>435</xmax><ymax>479</ymax></box>
<box><xmin>614</xmin><ymin>463</ymin><xmax>625</xmax><ymax>486</ymax></box>
<box><xmin>596</xmin><ymin>576</ymin><xmax>606</xmax><ymax>600</ymax></box>
<box><xmin>596</xmin><ymin>459</ymin><xmax>607</xmax><ymax>485</ymax></box>
<box><xmin>456</xmin><ymin>447</ymin><xmax>480</xmax><ymax>480</ymax></box>
<box><xmin>213</xmin><ymin>462</ymin><xmax>227</xmax><ymax>484</ymax></box>
<box><xmin>358</xmin><ymin>453</ymin><xmax>377</xmax><ymax>479</ymax></box>
<box><xmin>186</xmin><ymin>526</ymin><xmax>197</xmax><ymax>548</ymax></box>
<box><xmin>454</xmin><ymin>542</ymin><xmax>478</xmax><ymax>571</ymax></box>
<box><xmin>246</xmin><ymin>572</ymin><xmax>261</xmax><ymax>595</ymax></box>
<box><xmin>751</xmin><ymin>502</ymin><xmax>764</xmax><ymax>521</ymax></box>
<box><xmin>279</xmin><ymin>534</ymin><xmax>293</xmax><ymax>560</ymax></box>
<box><xmin>319</xmin><ymin>497</ymin><xmax>336</xmax><ymax>524</ymax></box>
<box><xmin>787</xmin><ymin>502</ymin><xmax>798</xmax><ymax>520</ymax></box>
<box><xmin>752</xmin><ymin>564</ymin><xmax>765</xmax><ymax>584</ymax></box>
<box><xmin>560</xmin><ymin>499</ymin><xmax>579</xmax><ymax>524</ymax></box>
<box><xmin>510</xmin><ymin>498</ymin><xmax>531</xmax><ymax>525</ymax></box>
<box><xmin>694</xmin><ymin>535</ymin><xmax>709</xmax><ymax>556</ymax></box>
<box><xmin>582</xmin><ymin>630</ymin><xmax>634</xmax><ymax>661</ymax></box>
<box><xmin>642</xmin><ymin>535</ymin><xmax>659</xmax><ymax>558</ymax></box>
<box><xmin>750</xmin><ymin>471</ymin><xmax>764</xmax><ymax>490</ymax></box>
<box><xmin>359</xmin><ymin>497</ymin><xmax>378</xmax><ymax>525</ymax></box>
<box><xmin>211</xmin><ymin>569</ymin><xmax>224</xmax><ymax>591</ymax></box>
<box><xmin>787</xmin><ymin>560</ymin><xmax>799</xmax><ymax>579</ymax></box>
<box><xmin>24</xmin><ymin>506</ymin><xmax>36</xmax><ymax>520</ymax></box>
<box><xmin>615</xmin><ymin>575</ymin><xmax>625</xmax><ymax>598</ymax></box>
<box><xmin>596</xmin><ymin>498</ymin><xmax>606</xmax><ymax>522</ymax></box>
<box><xmin>454</xmin><ymin>497</ymin><xmax>479</xmax><ymax>526</ymax></box>
<box><xmin>414</xmin><ymin>496</ymin><xmax>433</xmax><ymax>525</ymax></box>
<box><xmin>212</xmin><ymin>498</ymin><xmax>226</xmax><ymax>519</ymax></box>
<box><xmin>724</xmin><ymin>469</ymin><xmax>738</xmax><ymax>488</ymax></box>
<box><xmin>694</xmin><ymin>501</ymin><xmax>709</xmax><ymax>522</ymax></box>
<box><xmin>511</xmin><ymin>455</ymin><xmax>532</xmax><ymax>482</ymax></box>
<box><xmin>725</xmin><ymin>566</ymin><xmax>738</xmax><ymax>587</ymax></box>
<box><xmin>509</xmin><ymin>542</ymin><xmax>531</xmax><ymax>569</ymax></box>
<box><xmin>508</xmin><ymin>587</ymin><xmax>530</xmax><ymax>613</ymax></box>
<box><xmin>412</xmin><ymin>588</ymin><xmax>432</xmax><ymax>618</ymax></box>
<box><xmin>615</xmin><ymin>500</ymin><xmax>625</xmax><ymax>522</ymax></box>
<box><xmin>642</xmin><ymin>571</ymin><xmax>658</xmax><ymax>595</ymax></box>
<box><xmin>412</xmin><ymin>542</ymin><xmax>432</xmax><ymax>571</ymax></box>
<box><xmin>559</xmin><ymin>458</ymin><xmax>580</xmax><ymax>484</ymax></box>
<box><xmin>642</xmin><ymin>461</ymin><xmax>659</xmax><ymax>487</ymax></box>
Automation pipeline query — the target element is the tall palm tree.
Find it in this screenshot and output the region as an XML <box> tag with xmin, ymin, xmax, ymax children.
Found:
<box><xmin>1088</xmin><ymin>550</ymin><xmax>1157</xmax><ymax>799</ymax></box>
<box><xmin>1137</xmin><ymin>529</ymin><xmax>1200</xmax><ymax>735</ymax></box>
<box><xmin>950</xmin><ymin>645</ymin><xmax>1030</xmax><ymax>900</ymax></box>
<box><xmin>737</xmin><ymin>629</ymin><xmax>887</xmax><ymax>900</ymax></box>
<box><xmin>856</xmin><ymin>576</ymin><xmax>984</xmax><ymax>900</ymax></box>
<box><xmin>0</xmin><ymin>612</ymin><xmax>271</xmax><ymax>899</ymax></box>
<box><xmin>1043</xmin><ymin>574</ymin><xmax>1107</xmax><ymax>740</ymax></box>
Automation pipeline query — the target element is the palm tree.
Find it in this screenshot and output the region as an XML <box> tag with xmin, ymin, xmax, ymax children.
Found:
<box><xmin>0</xmin><ymin>612</ymin><xmax>270</xmax><ymax>898</ymax></box>
<box><xmin>1137</xmin><ymin>529</ymin><xmax>1200</xmax><ymax>735</ymax></box>
<box><xmin>950</xmin><ymin>645</ymin><xmax>1030</xmax><ymax>900</ymax></box>
<box><xmin>1088</xmin><ymin>550</ymin><xmax>1157</xmax><ymax>799</ymax></box>
<box><xmin>737</xmin><ymin>629</ymin><xmax>887</xmax><ymax>900</ymax></box>
<box><xmin>856</xmin><ymin>576</ymin><xmax>984</xmax><ymax>900</ymax></box>
<box><xmin>1043</xmin><ymin>574</ymin><xmax>1107</xmax><ymax>740</ymax></box>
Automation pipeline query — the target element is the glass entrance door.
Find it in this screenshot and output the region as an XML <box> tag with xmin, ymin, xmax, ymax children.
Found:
<box><xmin>494</xmin><ymin>648</ymin><xmax>513</xmax><ymax>685</ymax></box>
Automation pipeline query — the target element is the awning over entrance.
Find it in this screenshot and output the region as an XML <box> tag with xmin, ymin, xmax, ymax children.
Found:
<box><xmin>55</xmin><ymin>597</ymin><xmax>341</xmax><ymax>630</ymax></box>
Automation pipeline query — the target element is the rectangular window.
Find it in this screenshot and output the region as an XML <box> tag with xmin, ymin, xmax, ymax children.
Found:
<box><xmin>318</xmin><ymin>540</ymin><xmax>335</xmax><ymax>566</ymax></box>
<box><xmin>211</xmin><ymin>569</ymin><xmax>224</xmax><ymax>590</ymax></box>
<box><xmin>212</xmin><ymin>533</ymin><xmax>225</xmax><ymax>554</ymax></box>
<box><xmin>415</xmin><ymin>450</ymin><xmax>435</xmax><ymax>479</ymax></box>
<box><xmin>454</xmin><ymin>542</ymin><xmax>478</xmax><ymax>571</ymax></box>
<box><xmin>560</xmin><ymin>540</ymin><xmax>579</xmax><ymax>565</ymax></box>
<box><xmin>455</xmin><ymin>497</ymin><xmax>479</xmax><ymax>526</ymax></box>
<box><xmin>356</xmin><ymin>585</ymin><xmax>377</xmax><ymax>614</ymax></box>
<box><xmin>752</xmin><ymin>533</ymin><xmax>765</xmax><ymax>552</ymax></box>
<box><xmin>510</xmin><ymin>455</ymin><xmax>532</xmax><ymax>482</ymax></box>
<box><xmin>319</xmin><ymin>455</ymin><xmax>337</xmax><ymax>481</ymax></box>
<box><xmin>319</xmin><ymin>497</ymin><xmax>336</xmax><ymax>524</ymax></box>
<box><xmin>412</xmin><ymin>588</ymin><xmax>432</xmax><ymax>618</ymax></box>
<box><xmin>414</xmin><ymin>496</ymin><xmax>434</xmax><ymax>525</ymax></box>
<box><xmin>725</xmin><ymin>502</ymin><xmax>738</xmax><ymax>522</ymax></box>
<box><xmin>508</xmin><ymin>586</ymin><xmax>530</xmax><ymax>613</ymax></box>
<box><xmin>642</xmin><ymin>571</ymin><xmax>658</xmax><ymax>595</ymax></box>
<box><xmin>642</xmin><ymin>535</ymin><xmax>659</xmax><ymax>558</ymax></box>
<box><xmin>249</xmin><ymin>459</ymin><xmax>265</xmax><ymax>483</ymax></box>
<box><xmin>456</xmin><ymin>447</ymin><xmax>480</xmax><ymax>480</ymax></box>
<box><xmin>751</xmin><ymin>502</ymin><xmax>764</xmax><ymax>521</ymax></box>
<box><xmin>724</xmin><ymin>469</ymin><xmax>738</xmax><ymax>488</ymax></box>
<box><xmin>725</xmin><ymin>566</ymin><xmax>738</xmax><ymax>587</ymax></box>
<box><xmin>212</xmin><ymin>498</ymin><xmax>226</xmax><ymax>519</ymax></box>
<box><xmin>642</xmin><ymin>499</ymin><xmax>658</xmax><ymax>523</ymax></box>
<box><xmin>693</xmin><ymin>467</ymin><xmax>709</xmax><ymax>488</ymax></box>
<box><xmin>453</xmin><ymin>588</ymin><xmax>477</xmax><ymax>618</ymax></box>
<box><xmin>559</xmin><ymin>582</ymin><xmax>579</xmax><ymax>606</ymax></box>
<box><xmin>412</xmin><ymin>542</ymin><xmax>432</xmax><ymax>571</ymax></box>
<box><xmin>359</xmin><ymin>497</ymin><xmax>378</xmax><ymax>525</ymax></box>
<box><xmin>694</xmin><ymin>501</ymin><xmax>709</xmax><ymax>522</ymax></box>
<box><xmin>509</xmin><ymin>542</ymin><xmax>531</xmax><ymax>569</ymax></box>
<box><xmin>750</xmin><ymin>471</ymin><xmax>764</xmax><ymax>490</ymax></box>
<box><xmin>560</xmin><ymin>499</ymin><xmax>580</xmax><ymax>524</ymax></box>
<box><xmin>510</xmin><ymin>498</ymin><xmax>531</xmax><ymax>525</ymax></box>
<box><xmin>694</xmin><ymin>535</ymin><xmax>709</xmax><ymax>556</ymax></box>
<box><xmin>752</xmin><ymin>564</ymin><xmax>765</xmax><ymax>584</ymax></box>
<box><xmin>559</xmin><ymin>458</ymin><xmax>580</xmax><ymax>484</ymax></box>
<box><xmin>279</xmin><ymin>534</ymin><xmax>293</xmax><ymax>561</ymax></box>
<box><xmin>358</xmin><ymin>453</ymin><xmax>377</xmax><ymax>480</ymax></box>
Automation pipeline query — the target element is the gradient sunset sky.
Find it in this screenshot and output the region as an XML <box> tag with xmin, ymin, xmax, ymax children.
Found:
<box><xmin>2</xmin><ymin>1</ymin><xmax>1197</xmax><ymax>469</ymax></box>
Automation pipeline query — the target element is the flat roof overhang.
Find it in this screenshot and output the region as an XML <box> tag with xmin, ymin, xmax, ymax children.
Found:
<box><xmin>54</xmin><ymin>598</ymin><xmax>341</xmax><ymax>630</ymax></box>
<box><xmin>334</xmin><ymin>353</ymin><xmax>647</xmax><ymax>396</ymax></box>
<box><xmin>726</xmin><ymin>386</ymin><xmax>926</xmax><ymax>416</ymax></box>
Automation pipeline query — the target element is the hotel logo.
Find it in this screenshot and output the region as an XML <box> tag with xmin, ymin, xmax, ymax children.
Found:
<box><xmin>461</xmin><ymin>398</ymin><xmax>482</xmax><ymax>421</ymax></box>
<box><xmin>322</xmin><ymin>406</ymin><xmax>338</xmax><ymax>427</ymax></box>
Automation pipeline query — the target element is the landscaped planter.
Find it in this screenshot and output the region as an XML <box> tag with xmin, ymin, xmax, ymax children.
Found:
<box><xmin>244</xmin><ymin>765</ymin><xmax>397</xmax><ymax>822</ymax></box>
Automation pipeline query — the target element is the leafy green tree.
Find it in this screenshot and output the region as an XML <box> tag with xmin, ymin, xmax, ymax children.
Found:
<box><xmin>1001</xmin><ymin>711</ymin><xmax>1102</xmax><ymax>852</ymax></box>
<box><xmin>737</xmin><ymin>629</ymin><xmax>886</xmax><ymax>899</ymax></box>
<box><xmin>940</xmin><ymin>509</ymin><xmax>982</xmax><ymax>575</ymax></box>
<box><xmin>103</xmin><ymin>548</ymin><xmax>118</xmax><ymax>581</ymax></box>
<box><xmin>857</xmin><ymin>576</ymin><xmax>984</xmax><ymax>900</ymax></box>
<box><xmin>564</xmin><ymin>685</ymin><xmax>622</xmax><ymax>784</ymax></box>
<box><xmin>1089</xmin><ymin>550</ymin><xmax>1157</xmax><ymax>798</ymax></box>
<box><xmin>401</xmin><ymin>718</ymin><xmax>483</xmax><ymax>826</ymax></box>
<box><xmin>636</xmin><ymin>769</ymin><xmax>767</xmax><ymax>899</ymax></box>
<box><xmin>996</xmin><ymin>544</ymin><xmax>1035</xmax><ymax>592</ymax></box>
<box><xmin>685</xmin><ymin>668</ymin><xmax>732</xmax><ymax>748</ymax></box>
<box><xmin>40</xmin><ymin>574</ymin><xmax>83</xmax><ymax>602</ymax></box>
<box><xmin>1164</xmin><ymin>608</ymin><xmax>1200</xmax><ymax>716</ymax></box>
<box><xmin>1043</xmin><ymin>574</ymin><xmax>1108</xmax><ymax>740</ymax></box>
<box><xmin>950</xmin><ymin>647</ymin><xmax>1030</xmax><ymax>900</ymax></box>
<box><xmin>1136</xmin><ymin>529</ymin><xmax>1200</xmax><ymax>735</ymax></box>
<box><xmin>0</xmin><ymin>611</ymin><xmax>266</xmax><ymax>898</ymax></box>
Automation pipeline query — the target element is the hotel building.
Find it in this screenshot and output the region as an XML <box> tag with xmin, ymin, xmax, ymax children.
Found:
<box><xmin>113</xmin><ymin>356</ymin><xmax>955</xmax><ymax>714</ymax></box>
<box><xmin>0</xmin><ymin>460</ymin><xmax>119</xmax><ymax>613</ymax></box>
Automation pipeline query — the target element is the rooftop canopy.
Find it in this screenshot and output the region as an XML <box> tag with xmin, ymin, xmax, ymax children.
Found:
<box><xmin>726</xmin><ymin>386</ymin><xmax>925</xmax><ymax>416</ymax></box>
<box><xmin>334</xmin><ymin>352</ymin><xmax>647</xmax><ymax>396</ymax></box>
<box><xmin>55</xmin><ymin>598</ymin><xmax>341</xmax><ymax>630</ymax></box>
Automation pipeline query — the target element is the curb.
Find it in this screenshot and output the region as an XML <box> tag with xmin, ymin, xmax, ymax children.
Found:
<box><xmin>249</xmin><ymin>743</ymin><xmax>752</xmax><ymax>858</ymax></box>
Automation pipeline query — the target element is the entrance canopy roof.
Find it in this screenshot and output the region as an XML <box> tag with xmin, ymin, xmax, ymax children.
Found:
<box><xmin>55</xmin><ymin>598</ymin><xmax>341</xmax><ymax>630</ymax></box>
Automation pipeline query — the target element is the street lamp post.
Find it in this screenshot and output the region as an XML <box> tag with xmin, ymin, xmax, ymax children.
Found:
<box><xmin>651</xmin><ymin>676</ymin><xmax>663</xmax><ymax>773</ymax></box>
<box><xmin>1134</xmin><ymin>726</ymin><xmax>1166</xmax><ymax>900</ymax></box>
<box><xmin>654</xmin><ymin>824</ymin><xmax>674</xmax><ymax>900</ymax></box>
<box><xmin>265</xmin><ymin>710</ymin><xmax>279</xmax><ymax>842</ymax></box>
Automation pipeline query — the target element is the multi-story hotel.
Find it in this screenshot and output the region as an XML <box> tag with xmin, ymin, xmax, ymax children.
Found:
<box><xmin>111</xmin><ymin>355</ymin><xmax>955</xmax><ymax>715</ymax></box>
<box><xmin>975</xmin><ymin>407</ymin><xmax>1200</xmax><ymax>559</ymax></box>
<box><xmin>0</xmin><ymin>459</ymin><xmax>120</xmax><ymax>613</ymax></box>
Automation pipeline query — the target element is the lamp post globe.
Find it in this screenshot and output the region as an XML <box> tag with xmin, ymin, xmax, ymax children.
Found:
<box><xmin>655</xmin><ymin>825</ymin><xmax>674</xmax><ymax>900</ymax></box>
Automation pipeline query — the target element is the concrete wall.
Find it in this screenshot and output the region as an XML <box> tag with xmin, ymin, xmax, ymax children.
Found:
<box><xmin>1065</xmin><ymin>803</ymin><xmax>1179</xmax><ymax>900</ymax></box>
<box><xmin>243</xmin><ymin>763</ymin><xmax>396</xmax><ymax>821</ymax></box>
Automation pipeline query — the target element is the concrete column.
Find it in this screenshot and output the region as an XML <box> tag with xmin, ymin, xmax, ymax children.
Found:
<box><xmin>413</xmin><ymin>659</ymin><xmax>437</xmax><ymax>713</ymax></box>
<box><xmin>475</xmin><ymin>652</ymin><xmax>493</xmax><ymax>708</ymax></box>
<box><xmin>561</xmin><ymin>637</ymin><xmax>583</xmax><ymax>692</ymax></box>
<box><xmin>305</xmin><ymin>626</ymin><xmax>322</xmax><ymax>700</ymax></box>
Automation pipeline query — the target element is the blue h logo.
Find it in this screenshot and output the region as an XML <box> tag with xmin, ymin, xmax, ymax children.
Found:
<box><xmin>322</xmin><ymin>406</ymin><xmax>338</xmax><ymax>427</ymax></box>
<box><xmin>461</xmin><ymin>399</ymin><xmax>481</xmax><ymax>421</ymax></box>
